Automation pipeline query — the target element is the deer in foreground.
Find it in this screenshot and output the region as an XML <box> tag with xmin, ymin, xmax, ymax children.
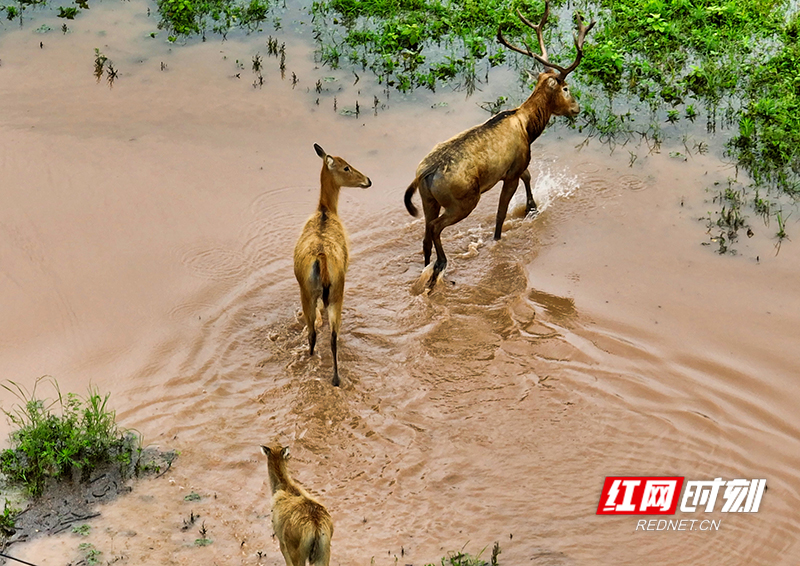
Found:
<box><xmin>294</xmin><ymin>143</ymin><xmax>371</xmax><ymax>387</ymax></box>
<box><xmin>261</xmin><ymin>444</ymin><xmax>334</xmax><ymax>566</ymax></box>
<box><xmin>404</xmin><ymin>1</ymin><xmax>595</xmax><ymax>288</ymax></box>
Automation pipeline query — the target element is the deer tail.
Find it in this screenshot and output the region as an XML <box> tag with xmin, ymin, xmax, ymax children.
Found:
<box><xmin>404</xmin><ymin>179</ymin><xmax>419</xmax><ymax>217</ymax></box>
<box><xmin>312</xmin><ymin>253</ymin><xmax>332</xmax><ymax>306</ymax></box>
<box><xmin>308</xmin><ymin>528</ymin><xmax>331</xmax><ymax>566</ymax></box>
<box><xmin>315</xmin><ymin>253</ymin><xmax>331</xmax><ymax>287</ymax></box>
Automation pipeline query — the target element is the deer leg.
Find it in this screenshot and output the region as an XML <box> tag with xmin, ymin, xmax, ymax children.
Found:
<box><xmin>278</xmin><ymin>539</ymin><xmax>295</xmax><ymax>566</ymax></box>
<box><xmin>287</xmin><ymin>545</ymin><xmax>305</xmax><ymax>566</ymax></box>
<box><xmin>423</xmin><ymin>224</ymin><xmax>434</xmax><ymax>267</ymax></box>
<box><xmin>521</xmin><ymin>169</ymin><xmax>537</xmax><ymax>214</ymax></box>
<box><xmin>429</xmin><ymin>197</ymin><xmax>479</xmax><ymax>286</ymax></box>
<box><xmin>299</xmin><ymin>288</ymin><xmax>318</xmax><ymax>356</ymax></box>
<box><xmin>494</xmin><ymin>177</ymin><xmax>521</xmax><ymax>240</ymax></box>
<box><xmin>327</xmin><ymin>290</ymin><xmax>344</xmax><ymax>387</ymax></box>
<box><xmin>421</xmin><ymin>191</ymin><xmax>441</xmax><ymax>267</ymax></box>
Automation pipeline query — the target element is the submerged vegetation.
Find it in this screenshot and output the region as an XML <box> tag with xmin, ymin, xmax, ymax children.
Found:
<box><xmin>310</xmin><ymin>0</ymin><xmax>528</xmax><ymax>94</ymax></box>
<box><xmin>155</xmin><ymin>0</ymin><xmax>275</xmax><ymax>39</ymax></box>
<box><xmin>0</xmin><ymin>377</ymin><xmax>138</xmax><ymax>497</ymax></box>
<box><xmin>579</xmin><ymin>0</ymin><xmax>799</xmax><ymax>247</ymax></box>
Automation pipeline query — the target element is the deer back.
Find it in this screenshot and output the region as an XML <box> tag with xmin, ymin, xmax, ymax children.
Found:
<box><xmin>417</xmin><ymin>110</ymin><xmax>532</xmax><ymax>195</ymax></box>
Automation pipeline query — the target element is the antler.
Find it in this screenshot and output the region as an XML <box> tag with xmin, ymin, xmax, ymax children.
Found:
<box><xmin>496</xmin><ymin>1</ymin><xmax>596</xmax><ymax>81</ymax></box>
<box><xmin>497</xmin><ymin>5</ymin><xmax>553</xmax><ymax>71</ymax></box>
<box><xmin>554</xmin><ymin>12</ymin><xmax>596</xmax><ymax>79</ymax></box>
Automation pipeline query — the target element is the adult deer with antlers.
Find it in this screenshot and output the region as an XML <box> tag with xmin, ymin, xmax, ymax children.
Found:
<box><xmin>404</xmin><ymin>1</ymin><xmax>594</xmax><ymax>288</ymax></box>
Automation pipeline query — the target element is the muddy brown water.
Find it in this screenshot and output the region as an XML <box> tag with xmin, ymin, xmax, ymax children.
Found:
<box><xmin>1</xmin><ymin>3</ymin><xmax>799</xmax><ymax>565</ymax></box>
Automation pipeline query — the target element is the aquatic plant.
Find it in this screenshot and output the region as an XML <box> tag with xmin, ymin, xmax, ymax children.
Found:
<box><xmin>155</xmin><ymin>0</ymin><xmax>275</xmax><ymax>38</ymax></box>
<box><xmin>582</xmin><ymin>1</ymin><xmax>798</xmax><ymax>201</ymax></box>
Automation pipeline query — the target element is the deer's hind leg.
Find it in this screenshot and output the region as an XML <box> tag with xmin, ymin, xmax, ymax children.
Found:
<box><xmin>287</xmin><ymin>545</ymin><xmax>307</xmax><ymax>566</ymax></box>
<box><xmin>326</xmin><ymin>283</ymin><xmax>345</xmax><ymax>387</ymax></box>
<box><xmin>299</xmin><ymin>287</ymin><xmax>319</xmax><ymax>356</ymax></box>
<box><xmin>277</xmin><ymin>538</ymin><xmax>296</xmax><ymax>566</ymax></box>
<box><xmin>428</xmin><ymin>190</ymin><xmax>480</xmax><ymax>287</ymax></box>
<box><xmin>420</xmin><ymin>185</ymin><xmax>441</xmax><ymax>267</ymax></box>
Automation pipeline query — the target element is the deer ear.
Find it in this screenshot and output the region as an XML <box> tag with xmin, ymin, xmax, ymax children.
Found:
<box><xmin>314</xmin><ymin>143</ymin><xmax>326</xmax><ymax>158</ymax></box>
<box><xmin>281</xmin><ymin>446</ymin><xmax>291</xmax><ymax>459</ymax></box>
<box><xmin>325</xmin><ymin>155</ymin><xmax>335</xmax><ymax>169</ymax></box>
<box><xmin>546</xmin><ymin>76</ymin><xmax>558</xmax><ymax>89</ymax></box>
<box><xmin>260</xmin><ymin>445</ymin><xmax>270</xmax><ymax>456</ymax></box>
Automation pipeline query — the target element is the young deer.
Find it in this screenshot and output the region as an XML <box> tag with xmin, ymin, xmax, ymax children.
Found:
<box><xmin>261</xmin><ymin>444</ymin><xmax>334</xmax><ymax>566</ymax></box>
<box><xmin>294</xmin><ymin>144</ymin><xmax>371</xmax><ymax>386</ymax></box>
<box><xmin>404</xmin><ymin>1</ymin><xmax>594</xmax><ymax>289</ymax></box>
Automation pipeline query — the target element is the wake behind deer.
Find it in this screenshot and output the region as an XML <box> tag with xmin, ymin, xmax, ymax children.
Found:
<box><xmin>404</xmin><ymin>1</ymin><xmax>595</xmax><ymax>289</ymax></box>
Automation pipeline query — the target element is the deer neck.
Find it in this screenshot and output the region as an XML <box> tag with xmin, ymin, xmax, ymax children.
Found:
<box><xmin>519</xmin><ymin>88</ymin><xmax>554</xmax><ymax>145</ymax></box>
<box><xmin>267</xmin><ymin>459</ymin><xmax>292</xmax><ymax>494</ymax></box>
<box><xmin>318</xmin><ymin>167</ymin><xmax>341</xmax><ymax>216</ymax></box>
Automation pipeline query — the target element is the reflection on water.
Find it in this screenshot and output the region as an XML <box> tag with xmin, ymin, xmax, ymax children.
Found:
<box><xmin>1</xmin><ymin>2</ymin><xmax>799</xmax><ymax>565</ymax></box>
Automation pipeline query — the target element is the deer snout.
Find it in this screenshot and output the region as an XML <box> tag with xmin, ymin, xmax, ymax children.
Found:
<box><xmin>568</xmin><ymin>102</ymin><xmax>580</xmax><ymax>116</ymax></box>
<box><xmin>361</xmin><ymin>178</ymin><xmax>372</xmax><ymax>188</ymax></box>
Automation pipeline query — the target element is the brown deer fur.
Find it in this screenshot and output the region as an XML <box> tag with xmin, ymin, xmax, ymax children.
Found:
<box><xmin>404</xmin><ymin>3</ymin><xmax>594</xmax><ymax>289</ymax></box>
<box><xmin>294</xmin><ymin>144</ymin><xmax>371</xmax><ymax>386</ymax></box>
<box><xmin>261</xmin><ymin>444</ymin><xmax>334</xmax><ymax>566</ymax></box>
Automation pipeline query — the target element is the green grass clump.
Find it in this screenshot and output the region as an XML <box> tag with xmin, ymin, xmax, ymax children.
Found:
<box><xmin>72</xmin><ymin>523</ymin><xmax>92</xmax><ymax>536</ymax></box>
<box><xmin>0</xmin><ymin>377</ymin><xmax>134</xmax><ymax>497</ymax></box>
<box><xmin>156</xmin><ymin>0</ymin><xmax>275</xmax><ymax>39</ymax></box>
<box><xmin>580</xmin><ymin>1</ymin><xmax>798</xmax><ymax>198</ymax></box>
<box><xmin>312</xmin><ymin>0</ymin><xmax>538</xmax><ymax>92</ymax></box>
<box><xmin>730</xmin><ymin>13</ymin><xmax>800</xmax><ymax>195</ymax></box>
<box><xmin>1</xmin><ymin>0</ymin><xmax>45</xmax><ymax>22</ymax></box>
<box><xmin>581</xmin><ymin>0</ymin><xmax>785</xmax><ymax>107</ymax></box>
<box><xmin>0</xmin><ymin>500</ymin><xmax>19</xmax><ymax>537</ymax></box>
<box><xmin>194</xmin><ymin>521</ymin><xmax>213</xmax><ymax>546</ymax></box>
<box><xmin>79</xmin><ymin>542</ymin><xmax>102</xmax><ymax>565</ymax></box>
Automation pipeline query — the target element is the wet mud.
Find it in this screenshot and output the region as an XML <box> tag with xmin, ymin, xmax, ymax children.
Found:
<box><xmin>1</xmin><ymin>2</ymin><xmax>799</xmax><ymax>565</ymax></box>
<box><xmin>4</xmin><ymin>446</ymin><xmax>175</xmax><ymax>547</ymax></box>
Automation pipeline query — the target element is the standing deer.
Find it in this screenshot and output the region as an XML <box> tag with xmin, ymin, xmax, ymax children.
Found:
<box><xmin>404</xmin><ymin>1</ymin><xmax>594</xmax><ymax>288</ymax></box>
<box><xmin>294</xmin><ymin>143</ymin><xmax>371</xmax><ymax>387</ymax></box>
<box><xmin>261</xmin><ymin>444</ymin><xmax>334</xmax><ymax>566</ymax></box>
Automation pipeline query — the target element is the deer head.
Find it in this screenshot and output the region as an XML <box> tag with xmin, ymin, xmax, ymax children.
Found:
<box><xmin>314</xmin><ymin>143</ymin><xmax>372</xmax><ymax>189</ymax></box>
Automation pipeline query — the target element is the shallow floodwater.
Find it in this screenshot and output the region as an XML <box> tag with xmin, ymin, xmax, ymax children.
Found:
<box><xmin>1</xmin><ymin>3</ymin><xmax>799</xmax><ymax>565</ymax></box>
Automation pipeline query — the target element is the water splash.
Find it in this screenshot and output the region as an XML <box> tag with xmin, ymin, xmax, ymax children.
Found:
<box><xmin>510</xmin><ymin>167</ymin><xmax>580</xmax><ymax>217</ymax></box>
